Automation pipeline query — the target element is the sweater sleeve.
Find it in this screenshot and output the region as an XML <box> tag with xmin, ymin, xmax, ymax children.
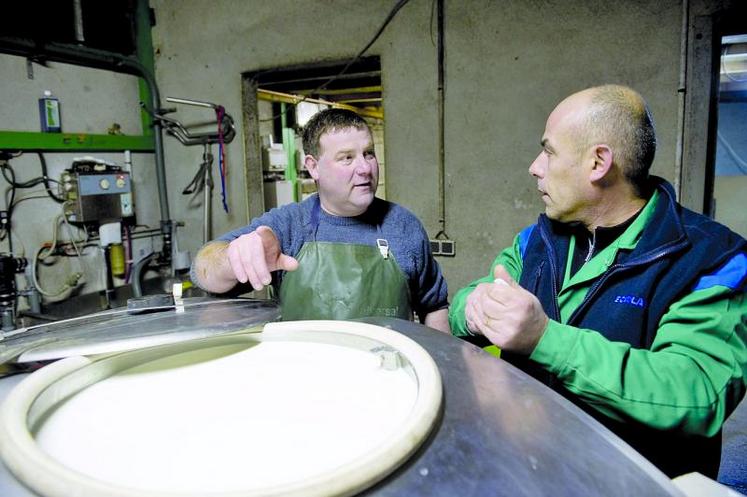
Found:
<box><xmin>190</xmin><ymin>201</ymin><xmax>308</xmax><ymax>294</ymax></box>
<box><xmin>215</xmin><ymin>201</ymin><xmax>308</xmax><ymax>258</ymax></box>
<box><xmin>529</xmin><ymin>283</ymin><xmax>747</xmax><ymax>436</ymax></box>
<box><xmin>410</xmin><ymin>227</ymin><xmax>449</xmax><ymax>317</ymax></box>
<box><xmin>448</xmin><ymin>234</ymin><xmax>524</xmax><ymax>336</ymax></box>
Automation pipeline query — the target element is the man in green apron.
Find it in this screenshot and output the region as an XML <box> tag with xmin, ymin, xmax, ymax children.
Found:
<box><xmin>192</xmin><ymin>108</ymin><xmax>449</xmax><ymax>332</ymax></box>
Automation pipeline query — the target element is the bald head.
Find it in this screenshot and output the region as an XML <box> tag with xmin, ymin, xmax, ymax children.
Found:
<box><xmin>560</xmin><ymin>85</ymin><xmax>656</xmax><ymax>194</ymax></box>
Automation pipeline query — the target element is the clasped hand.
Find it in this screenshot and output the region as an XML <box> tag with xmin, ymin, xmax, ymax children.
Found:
<box><xmin>465</xmin><ymin>264</ymin><xmax>549</xmax><ymax>355</ymax></box>
<box><xmin>226</xmin><ymin>226</ymin><xmax>299</xmax><ymax>290</ymax></box>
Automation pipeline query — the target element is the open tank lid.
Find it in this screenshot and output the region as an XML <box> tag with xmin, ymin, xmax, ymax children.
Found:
<box><xmin>0</xmin><ymin>321</ymin><xmax>443</xmax><ymax>497</ymax></box>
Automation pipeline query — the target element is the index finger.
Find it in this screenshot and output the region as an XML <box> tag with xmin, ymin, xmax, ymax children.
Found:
<box><xmin>229</xmin><ymin>234</ymin><xmax>270</xmax><ymax>288</ymax></box>
<box><xmin>242</xmin><ymin>233</ymin><xmax>273</xmax><ymax>288</ymax></box>
<box><xmin>226</xmin><ymin>241</ymin><xmax>249</xmax><ymax>284</ymax></box>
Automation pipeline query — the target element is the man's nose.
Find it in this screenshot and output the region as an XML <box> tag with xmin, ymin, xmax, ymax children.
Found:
<box><xmin>528</xmin><ymin>153</ymin><xmax>543</xmax><ymax>178</ymax></box>
<box><xmin>354</xmin><ymin>154</ymin><xmax>373</xmax><ymax>175</ymax></box>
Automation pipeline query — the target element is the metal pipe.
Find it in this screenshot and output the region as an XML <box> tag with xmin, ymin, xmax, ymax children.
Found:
<box><xmin>128</xmin><ymin>60</ymin><xmax>170</xmax><ymax>223</ymax></box>
<box><xmin>166</xmin><ymin>97</ymin><xmax>218</xmax><ymax>109</ymax></box>
<box><xmin>1</xmin><ymin>308</ymin><xmax>14</xmax><ymax>332</ymax></box>
<box><xmin>72</xmin><ymin>0</ymin><xmax>85</xmax><ymax>43</ymax></box>
<box><xmin>203</xmin><ymin>144</ymin><xmax>213</xmax><ymax>244</ymax></box>
<box><xmin>131</xmin><ymin>252</ymin><xmax>159</xmax><ymax>298</ymax></box>
<box><xmin>203</xmin><ymin>181</ymin><xmax>211</xmax><ymax>244</ymax></box>
<box><xmin>22</xmin><ymin>266</ymin><xmax>41</xmax><ymax>315</ymax></box>
<box><xmin>102</xmin><ymin>246</ymin><xmax>115</xmax><ymax>309</ymax></box>
<box><xmin>154</xmin><ymin>103</ymin><xmax>236</xmax><ymax>146</ymax></box>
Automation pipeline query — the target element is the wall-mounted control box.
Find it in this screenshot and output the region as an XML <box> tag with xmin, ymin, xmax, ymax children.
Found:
<box><xmin>62</xmin><ymin>164</ymin><xmax>135</xmax><ymax>224</ymax></box>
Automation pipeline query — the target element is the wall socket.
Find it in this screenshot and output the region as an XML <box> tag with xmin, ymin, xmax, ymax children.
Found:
<box><xmin>430</xmin><ymin>239</ymin><xmax>456</xmax><ymax>257</ymax></box>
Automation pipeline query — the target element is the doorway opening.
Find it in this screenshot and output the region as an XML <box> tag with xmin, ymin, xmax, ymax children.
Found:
<box><xmin>241</xmin><ymin>57</ymin><xmax>384</xmax><ymax>218</ymax></box>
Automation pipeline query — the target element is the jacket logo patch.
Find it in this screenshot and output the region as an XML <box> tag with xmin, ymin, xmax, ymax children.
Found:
<box><xmin>613</xmin><ymin>295</ymin><xmax>645</xmax><ymax>308</ymax></box>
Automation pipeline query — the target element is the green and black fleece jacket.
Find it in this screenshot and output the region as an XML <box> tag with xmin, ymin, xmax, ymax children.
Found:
<box><xmin>449</xmin><ymin>177</ymin><xmax>747</xmax><ymax>478</ymax></box>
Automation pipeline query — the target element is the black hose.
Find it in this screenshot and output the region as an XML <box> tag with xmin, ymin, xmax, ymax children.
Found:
<box><xmin>1</xmin><ymin>163</ymin><xmax>17</xmax><ymax>254</ymax></box>
<box><xmin>1</xmin><ymin>155</ymin><xmax>64</xmax><ymax>203</ymax></box>
<box><xmin>1</xmin><ymin>163</ymin><xmax>17</xmax><ymax>218</ymax></box>
<box><xmin>37</xmin><ymin>153</ymin><xmax>65</xmax><ymax>203</ymax></box>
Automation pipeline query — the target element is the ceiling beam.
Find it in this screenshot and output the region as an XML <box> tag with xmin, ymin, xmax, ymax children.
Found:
<box><xmin>257</xmin><ymin>89</ymin><xmax>383</xmax><ymax>120</ymax></box>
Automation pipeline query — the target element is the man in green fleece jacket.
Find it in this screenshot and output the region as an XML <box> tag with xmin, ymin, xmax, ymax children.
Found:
<box><xmin>449</xmin><ymin>84</ymin><xmax>747</xmax><ymax>478</ymax></box>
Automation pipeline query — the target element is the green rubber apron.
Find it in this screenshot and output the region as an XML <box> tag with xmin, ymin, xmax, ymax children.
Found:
<box><xmin>279</xmin><ymin>197</ymin><xmax>412</xmax><ymax>321</ymax></box>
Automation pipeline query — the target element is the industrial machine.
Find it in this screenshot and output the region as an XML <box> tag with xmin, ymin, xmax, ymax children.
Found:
<box><xmin>0</xmin><ymin>256</ymin><xmax>27</xmax><ymax>332</ymax></box>
<box><xmin>0</xmin><ymin>302</ymin><xmax>685</xmax><ymax>497</ymax></box>
<box><xmin>60</xmin><ymin>159</ymin><xmax>134</xmax><ymax>226</ymax></box>
<box><xmin>0</xmin><ymin>94</ymin><xmax>238</xmax><ymax>321</ymax></box>
<box><xmin>57</xmin><ymin>157</ymin><xmax>136</xmax><ymax>309</ymax></box>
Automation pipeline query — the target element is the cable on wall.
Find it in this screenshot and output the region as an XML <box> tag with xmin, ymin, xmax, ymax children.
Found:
<box><xmin>434</xmin><ymin>0</ymin><xmax>448</xmax><ymax>241</ymax></box>
<box><xmin>258</xmin><ymin>0</ymin><xmax>412</xmax><ymax>124</ymax></box>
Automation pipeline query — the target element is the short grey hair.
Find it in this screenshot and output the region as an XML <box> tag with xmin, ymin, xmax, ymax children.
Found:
<box><xmin>576</xmin><ymin>85</ymin><xmax>656</xmax><ymax>194</ymax></box>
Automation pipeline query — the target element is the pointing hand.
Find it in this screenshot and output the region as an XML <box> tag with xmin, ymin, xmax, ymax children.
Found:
<box><xmin>226</xmin><ymin>226</ymin><xmax>299</xmax><ymax>290</ymax></box>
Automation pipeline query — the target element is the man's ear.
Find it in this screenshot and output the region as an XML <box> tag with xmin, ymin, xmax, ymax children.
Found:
<box><xmin>305</xmin><ymin>155</ymin><xmax>319</xmax><ymax>180</ymax></box>
<box><xmin>589</xmin><ymin>144</ymin><xmax>613</xmax><ymax>182</ymax></box>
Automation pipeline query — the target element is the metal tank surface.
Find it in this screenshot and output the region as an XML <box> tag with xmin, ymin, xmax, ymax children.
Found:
<box><xmin>0</xmin><ymin>304</ymin><xmax>684</xmax><ymax>497</ymax></box>
<box><xmin>0</xmin><ymin>297</ymin><xmax>280</xmax><ymax>366</ymax></box>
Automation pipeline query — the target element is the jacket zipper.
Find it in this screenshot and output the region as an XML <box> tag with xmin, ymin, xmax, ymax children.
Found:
<box><xmin>567</xmin><ymin>243</ymin><xmax>685</xmax><ymax>324</ymax></box>
<box><xmin>585</xmin><ymin>231</ymin><xmax>596</xmax><ymax>263</ymax></box>
<box><xmin>539</xmin><ymin>225</ymin><xmax>562</xmax><ymax>321</ymax></box>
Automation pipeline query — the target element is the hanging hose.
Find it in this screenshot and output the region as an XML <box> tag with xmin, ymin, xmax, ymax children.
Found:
<box><xmin>30</xmin><ymin>215</ymin><xmax>85</xmax><ymax>298</ymax></box>
<box><xmin>182</xmin><ymin>149</ymin><xmax>212</xmax><ymax>195</ymax></box>
<box><xmin>37</xmin><ymin>153</ymin><xmax>66</xmax><ymax>203</ymax></box>
<box><xmin>216</xmin><ymin>105</ymin><xmax>229</xmax><ymax>213</ymax></box>
<box><xmin>31</xmin><ymin>246</ymin><xmax>83</xmax><ymax>298</ymax></box>
<box><xmin>124</xmin><ymin>224</ymin><xmax>133</xmax><ymax>284</ymax></box>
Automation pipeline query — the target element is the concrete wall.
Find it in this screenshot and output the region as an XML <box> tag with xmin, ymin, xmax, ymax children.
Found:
<box><xmin>0</xmin><ymin>0</ymin><xmax>687</xmax><ymax>309</ymax></box>
<box><xmin>431</xmin><ymin>0</ymin><xmax>682</xmax><ymax>289</ymax></box>
<box><xmin>150</xmin><ymin>0</ymin><xmax>683</xmax><ymax>294</ymax></box>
